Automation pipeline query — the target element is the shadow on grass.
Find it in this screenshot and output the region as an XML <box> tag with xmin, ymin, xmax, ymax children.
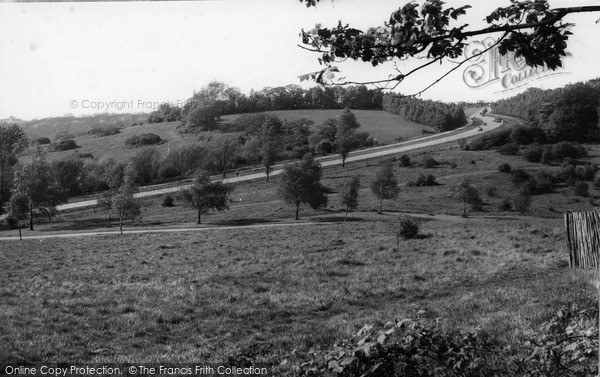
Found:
<box><xmin>312</xmin><ymin>216</ymin><xmax>366</xmax><ymax>223</ymax></box>
<box><xmin>47</xmin><ymin>217</ymin><xmax>109</xmax><ymax>232</ymax></box>
<box><xmin>213</xmin><ymin>218</ymin><xmax>274</xmax><ymax>226</ymax></box>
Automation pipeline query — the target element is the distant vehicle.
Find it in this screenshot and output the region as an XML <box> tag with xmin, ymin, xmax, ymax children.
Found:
<box><xmin>483</xmin><ymin>122</ymin><xmax>487</xmax><ymax>126</ymax></box>
<box><xmin>478</xmin><ymin>127</ymin><xmax>483</xmax><ymax>132</ymax></box>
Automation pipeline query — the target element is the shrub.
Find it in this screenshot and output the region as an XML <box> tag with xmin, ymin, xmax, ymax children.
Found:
<box><xmin>398</xmin><ymin>217</ymin><xmax>419</xmax><ymax>239</ymax></box>
<box><xmin>124</xmin><ymin>133</ymin><xmax>163</xmax><ymax>148</ymax></box>
<box><xmin>486</xmin><ymin>186</ymin><xmax>497</xmax><ymax>197</ymax></box>
<box><xmin>468</xmin><ymin>127</ymin><xmax>512</xmax><ymax>150</ymax></box>
<box><xmin>76</xmin><ymin>152</ymin><xmax>95</xmax><ymax>159</ymax></box>
<box><xmin>498</xmin><ymin>143</ymin><xmax>520</xmax><ymax>155</ymax></box>
<box><xmin>510</xmin><ymin>125</ymin><xmax>536</xmax><ymax>145</ymax></box>
<box><xmin>89</xmin><ymin>126</ymin><xmax>120</xmax><ymax>137</ymax></box>
<box><xmin>157</xmin><ymin>164</ymin><xmax>180</xmax><ymax>181</ymax></box>
<box><xmin>579</xmin><ymin>163</ymin><xmax>598</xmax><ymax>181</ymax></box>
<box><xmin>511</xmin><ymin>169</ymin><xmax>531</xmax><ymax>185</ymax></box>
<box><xmin>530</xmin><ymin>171</ymin><xmax>556</xmax><ymax>194</ymax></box>
<box><xmin>498</xmin><ymin>163</ymin><xmax>512</xmax><ymax>173</ymax></box>
<box><xmin>540</xmin><ymin>146</ymin><xmax>554</xmax><ymax>165</ymax></box>
<box><xmin>557</xmin><ymin>163</ymin><xmax>577</xmax><ymax>185</ymax></box>
<box><xmin>292</xmin><ymin>303</ymin><xmax>598</xmax><ymax>377</ymax></box>
<box><xmin>399</xmin><ymin>154</ymin><xmax>411</xmax><ymax>167</ymax></box>
<box><xmin>50</xmin><ymin>138</ymin><xmax>79</xmax><ymax>151</ymax></box>
<box><xmin>522</xmin><ymin>143</ymin><xmax>543</xmax><ymax>162</ymax></box>
<box><xmin>315</xmin><ymin>140</ymin><xmax>334</xmax><ymax>155</ymax></box>
<box><xmin>161</xmin><ymin>194</ymin><xmax>175</xmax><ymax>207</ymax></box>
<box><xmin>573</xmin><ymin>181</ymin><xmax>590</xmax><ymax>197</ymax></box>
<box><xmin>421</xmin><ymin>155</ymin><xmax>438</xmax><ymax>168</ymax></box>
<box><xmin>33</xmin><ymin>137</ymin><xmax>51</xmax><ymax>145</ymax></box>
<box><xmin>407</xmin><ymin>174</ymin><xmax>438</xmax><ymax>187</ymax></box>
<box><xmin>553</xmin><ymin>141</ymin><xmax>588</xmax><ymax>160</ymax></box>
<box><xmin>499</xmin><ymin>198</ymin><xmax>512</xmax><ymax>211</ymax></box>
<box><xmin>513</xmin><ymin>188</ymin><xmax>532</xmax><ymax>214</ymax></box>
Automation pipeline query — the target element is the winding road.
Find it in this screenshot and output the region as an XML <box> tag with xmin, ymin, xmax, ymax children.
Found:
<box><xmin>54</xmin><ymin>109</ymin><xmax>501</xmax><ymax>212</ymax></box>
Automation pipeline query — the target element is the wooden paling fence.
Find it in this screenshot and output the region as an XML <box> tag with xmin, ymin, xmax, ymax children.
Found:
<box><xmin>564</xmin><ymin>211</ymin><xmax>600</xmax><ymax>376</ymax></box>
<box><xmin>564</xmin><ymin>211</ymin><xmax>600</xmax><ymax>269</ymax></box>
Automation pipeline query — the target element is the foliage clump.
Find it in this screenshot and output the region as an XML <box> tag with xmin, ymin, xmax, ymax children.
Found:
<box><xmin>291</xmin><ymin>303</ymin><xmax>598</xmax><ymax>377</ymax></box>
<box><xmin>124</xmin><ymin>133</ymin><xmax>163</xmax><ymax>148</ymax></box>
<box><xmin>498</xmin><ymin>163</ymin><xmax>512</xmax><ymax>173</ymax></box>
<box><xmin>407</xmin><ymin>174</ymin><xmax>438</xmax><ymax>187</ymax></box>
<box><xmin>398</xmin><ymin>217</ymin><xmax>420</xmax><ymax>239</ymax></box>
<box><xmin>50</xmin><ymin>138</ymin><xmax>79</xmax><ymax>151</ymax></box>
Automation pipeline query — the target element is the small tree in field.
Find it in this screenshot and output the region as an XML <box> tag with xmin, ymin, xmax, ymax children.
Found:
<box><xmin>278</xmin><ymin>154</ymin><xmax>328</xmax><ymax>220</ymax></box>
<box><xmin>339</xmin><ymin>176</ymin><xmax>360</xmax><ymax>222</ymax></box>
<box><xmin>259</xmin><ymin>115</ymin><xmax>283</xmax><ymax>181</ymax></box>
<box><xmin>370</xmin><ymin>163</ymin><xmax>399</xmax><ymax>213</ymax></box>
<box><xmin>110</xmin><ymin>175</ymin><xmax>141</xmax><ymax>235</ymax></box>
<box><xmin>6</xmin><ymin>192</ymin><xmax>29</xmax><ymax>240</ymax></box>
<box><xmin>180</xmin><ymin>171</ymin><xmax>231</xmax><ymax>224</ymax></box>
<box><xmin>335</xmin><ymin>108</ymin><xmax>361</xmax><ymax>167</ymax></box>
<box><xmin>12</xmin><ymin>151</ymin><xmax>67</xmax><ymax>230</ymax></box>
<box><xmin>453</xmin><ymin>179</ymin><xmax>483</xmax><ymax>217</ymax></box>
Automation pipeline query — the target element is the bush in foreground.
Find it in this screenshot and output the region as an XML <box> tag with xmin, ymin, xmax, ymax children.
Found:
<box><xmin>292</xmin><ymin>303</ymin><xmax>598</xmax><ymax>377</ymax></box>
<box><xmin>398</xmin><ymin>217</ymin><xmax>419</xmax><ymax>239</ymax></box>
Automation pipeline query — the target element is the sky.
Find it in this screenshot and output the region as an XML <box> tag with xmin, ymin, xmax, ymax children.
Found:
<box><xmin>1</xmin><ymin>0</ymin><xmax>600</xmax><ymax>120</ymax></box>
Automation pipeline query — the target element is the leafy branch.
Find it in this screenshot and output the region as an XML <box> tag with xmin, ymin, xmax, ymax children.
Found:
<box><xmin>297</xmin><ymin>0</ymin><xmax>600</xmax><ymax>94</ymax></box>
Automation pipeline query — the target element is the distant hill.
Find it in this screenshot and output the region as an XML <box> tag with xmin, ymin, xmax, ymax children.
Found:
<box><xmin>13</xmin><ymin>113</ymin><xmax>149</xmax><ymax>141</ymax></box>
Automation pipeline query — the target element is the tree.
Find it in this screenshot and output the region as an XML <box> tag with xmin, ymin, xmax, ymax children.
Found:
<box><xmin>180</xmin><ymin>171</ymin><xmax>231</xmax><ymax>224</ymax></box>
<box><xmin>0</xmin><ymin>123</ymin><xmax>28</xmax><ymax>211</ymax></box>
<box><xmin>453</xmin><ymin>179</ymin><xmax>483</xmax><ymax>217</ymax></box>
<box><xmin>298</xmin><ymin>1</ymin><xmax>600</xmax><ymax>93</ymax></box>
<box><xmin>51</xmin><ymin>156</ymin><xmax>85</xmax><ymax>197</ymax></box>
<box><xmin>12</xmin><ymin>152</ymin><xmax>67</xmax><ymax>230</ymax></box>
<box><xmin>211</xmin><ymin>138</ymin><xmax>239</xmax><ymax>177</ymax></box>
<box><xmin>370</xmin><ymin>163</ymin><xmax>399</xmax><ymax>213</ymax></box>
<box><xmin>6</xmin><ymin>192</ymin><xmax>29</xmax><ymax>240</ymax></box>
<box><xmin>278</xmin><ymin>154</ymin><xmax>328</xmax><ymax>220</ymax></box>
<box><xmin>259</xmin><ymin>115</ymin><xmax>284</xmax><ymax>181</ymax></box>
<box><xmin>109</xmin><ymin>175</ymin><xmax>141</xmax><ymax>235</ymax></box>
<box><xmin>335</xmin><ymin>108</ymin><xmax>362</xmax><ymax>167</ymax></box>
<box><xmin>128</xmin><ymin>147</ymin><xmax>161</xmax><ymax>184</ymax></box>
<box><xmin>339</xmin><ymin>176</ymin><xmax>360</xmax><ymax>222</ymax></box>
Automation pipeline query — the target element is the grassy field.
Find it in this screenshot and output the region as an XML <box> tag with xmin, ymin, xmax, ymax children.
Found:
<box><xmin>38</xmin><ymin>121</ymin><xmax>230</xmax><ymax>163</ymax></box>
<box><xmin>3</xmin><ymin>130</ymin><xmax>599</xmax><ymax>370</ymax></box>
<box><xmin>1</xmin><ymin>216</ymin><xmax>595</xmax><ymax>367</ymax></box>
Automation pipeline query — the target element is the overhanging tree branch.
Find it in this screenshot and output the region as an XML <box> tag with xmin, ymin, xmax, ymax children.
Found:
<box><xmin>297</xmin><ymin>0</ymin><xmax>600</xmax><ymax>95</ymax></box>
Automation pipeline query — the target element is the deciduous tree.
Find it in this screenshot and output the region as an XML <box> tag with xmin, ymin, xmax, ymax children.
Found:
<box><xmin>12</xmin><ymin>152</ymin><xmax>67</xmax><ymax>230</ymax></box>
<box><xmin>278</xmin><ymin>154</ymin><xmax>328</xmax><ymax>220</ymax></box>
<box><xmin>298</xmin><ymin>0</ymin><xmax>600</xmax><ymax>93</ymax></box>
<box><xmin>259</xmin><ymin>115</ymin><xmax>284</xmax><ymax>181</ymax></box>
<box><xmin>370</xmin><ymin>163</ymin><xmax>399</xmax><ymax>213</ymax></box>
<box><xmin>180</xmin><ymin>171</ymin><xmax>231</xmax><ymax>224</ymax></box>
<box><xmin>339</xmin><ymin>176</ymin><xmax>360</xmax><ymax>222</ymax></box>
<box><xmin>453</xmin><ymin>179</ymin><xmax>483</xmax><ymax>217</ymax></box>
<box><xmin>110</xmin><ymin>175</ymin><xmax>141</xmax><ymax>235</ymax></box>
<box><xmin>335</xmin><ymin>108</ymin><xmax>362</xmax><ymax>167</ymax></box>
<box><xmin>0</xmin><ymin>123</ymin><xmax>28</xmax><ymax>211</ymax></box>
<box><xmin>6</xmin><ymin>192</ymin><xmax>29</xmax><ymax>240</ymax></box>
